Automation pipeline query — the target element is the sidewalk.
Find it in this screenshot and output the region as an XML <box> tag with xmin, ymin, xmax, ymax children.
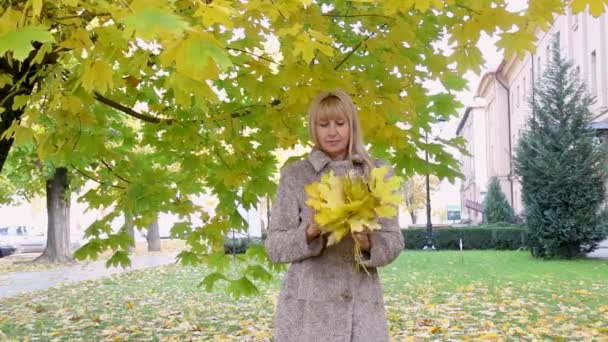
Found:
<box><xmin>0</xmin><ymin>252</ymin><xmax>179</xmax><ymax>299</ymax></box>
<box><xmin>586</xmin><ymin>239</ymin><xmax>608</xmax><ymax>260</ymax></box>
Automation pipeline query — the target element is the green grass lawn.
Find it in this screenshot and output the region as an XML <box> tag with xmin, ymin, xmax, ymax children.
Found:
<box><xmin>1</xmin><ymin>251</ymin><xmax>607</xmax><ymax>341</ymax></box>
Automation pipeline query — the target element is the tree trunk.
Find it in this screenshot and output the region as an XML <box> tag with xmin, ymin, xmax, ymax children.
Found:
<box><xmin>409</xmin><ymin>211</ymin><xmax>417</xmax><ymax>225</ymax></box>
<box><xmin>35</xmin><ymin>167</ymin><xmax>72</xmax><ymax>263</ymax></box>
<box><xmin>1</xmin><ymin>44</ymin><xmax>59</xmax><ymax>173</ymax></box>
<box><xmin>147</xmin><ymin>218</ymin><xmax>161</xmax><ymax>252</ymax></box>
<box><xmin>125</xmin><ymin>213</ymin><xmax>136</xmax><ymax>253</ymax></box>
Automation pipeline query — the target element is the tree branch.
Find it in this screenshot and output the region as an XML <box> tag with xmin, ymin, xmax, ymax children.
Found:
<box><xmin>101</xmin><ymin>159</ymin><xmax>132</xmax><ymax>184</ymax></box>
<box><xmin>322</xmin><ymin>14</ymin><xmax>394</xmax><ymax>20</ymax></box>
<box><xmin>54</xmin><ymin>12</ymin><xmax>111</xmax><ymax>20</ymax></box>
<box><xmin>93</xmin><ymin>92</ymin><xmax>173</xmax><ymax>124</ymax></box>
<box><xmin>226</xmin><ymin>47</ymin><xmax>283</xmax><ymax>66</ymax></box>
<box><xmin>334</xmin><ymin>23</ymin><xmax>388</xmax><ymax>71</ymax></box>
<box><xmin>455</xmin><ymin>4</ymin><xmax>482</xmax><ymax>16</ymax></box>
<box><xmin>94</xmin><ymin>92</ymin><xmax>281</xmax><ymax>124</ymax></box>
<box><xmin>71</xmin><ymin>164</ymin><xmax>126</xmax><ymax>189</ymax></box>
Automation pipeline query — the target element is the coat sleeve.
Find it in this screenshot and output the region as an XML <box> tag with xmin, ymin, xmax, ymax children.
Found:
<box><xmin>264</xmin><ymin>167</ymin><xmax>325</xmax><ymax>264</ymax></box>
<box><xmin>360</xmin><ymin>163</ymin><xmax>405</xmax><ymax>268</ymax></box>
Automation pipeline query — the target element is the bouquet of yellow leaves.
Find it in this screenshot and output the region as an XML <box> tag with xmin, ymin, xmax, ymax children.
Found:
<box><xmin>304</xmin><ymin>166</ymin><xmax>402</xmax><ymax>271</ymax></box>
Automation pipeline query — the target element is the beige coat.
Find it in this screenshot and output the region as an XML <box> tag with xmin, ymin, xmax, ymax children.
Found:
<box><xmin>264</xmin><ymin>148</ymin><xmax>405</xmax><ymax>342</ymax></box>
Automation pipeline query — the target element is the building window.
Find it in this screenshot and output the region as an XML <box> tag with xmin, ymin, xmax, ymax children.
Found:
<box><xmin>546</xmin><ymin>44</ymin><xmax>551</xmax><ymax>65</ymax></box>
<box><xmin>591</xmin><ymin>51</ymin><xmax>597</xmax><ymax>96</ymax></box>
<box><xmin>573</xmin><ymin>12</ymin><xmax>579</xmax><ymax>30</ymax></box>
<box><xmin>516</xmin><ymin>85</ymin><xmax>520</xmax><ymax>108</ymax></box>
<box><xmin>523</xmin><ymin>77</ymin><xmax>527</xmax><ymax>104</ymax></box>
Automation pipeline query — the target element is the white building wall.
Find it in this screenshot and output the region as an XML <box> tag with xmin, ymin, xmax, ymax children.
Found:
<box><xmin>501</xmin><ymin>9</ymin><xmax>608</xmax><ymax>214</ymax></box>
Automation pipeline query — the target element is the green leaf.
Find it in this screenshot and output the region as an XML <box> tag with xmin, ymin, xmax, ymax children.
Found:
<box><xmin>226</xmin><ymin>276</ymin><xmax>259</xmax><ymax>299</ymax></box>
<box><xmin>123</xmin><ymin>8</ymin><xmax>190</xmax><ymax>40</ymax></box>
<box><xmin>201</xmin><ymin>252</ymin><xmax>231</xmax><ymax>272</ymax></box>
<box><xmin>0</xmin><ymin>26</ymin><xmax>55</xmax><ymax>61</ymax></box>
<box><xmin>0</xmin><ymin>73</ymin><xmax>12</xmax><ymax>88</ymax></box>
<box><xmin>176</xmin><ymin>251</ymin><xmax>202</xmax><ymax>266</ymax></box>
<box><xmin>170</xmin><ymin>222</ymin><xmax>192</xmax><ymax>239</ymax></box>
<box><xmin>199</xmin><ymin>272</ymin><xmax>228</xmax><ymax>292</ymax></box>
<box><xmin>243</xmin><ymin>265</ymin><xmax>272</xmax><ymax>282</ymax></box>
<box><xmin>73</xmin><ymin>239</ymin><xmax>104</xmax><ymax>261</ymax></box>
<box><xmin>441</xmin><ymin>73</ymin><xmax>468</xmax><ymax>91</ymax></box>
<box><xmin>11</xmin><ymin>95</ymin><xmax>29</xmax><ymax>111</ymax></box>
<box><xmin>105</xmin><ymin>250</ymin><xmax>132</xmax><ymax>269</ymax></box>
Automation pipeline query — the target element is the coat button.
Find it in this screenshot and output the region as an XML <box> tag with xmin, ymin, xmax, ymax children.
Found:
<box><xmin>340</xmin><ymin>251</ymin><xmax>350</xmax><ymax>262</ymax></box>
<box><xmin>340</xmin><ymin>290</ymin><xmax>352</xmax><ymax>301</ymax></box>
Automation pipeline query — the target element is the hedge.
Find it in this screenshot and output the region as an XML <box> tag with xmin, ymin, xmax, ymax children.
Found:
<box><xmin>402</xmin><ymin>224</ymin><xmax>527</xmax><ymax>250</ymax></box>
<box><xmin>224</xmin><ymin>236</ymin><xmax>263</xmax><ymax>254</ymax></box>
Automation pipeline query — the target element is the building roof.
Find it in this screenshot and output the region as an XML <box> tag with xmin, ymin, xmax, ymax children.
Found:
<box><xmin>455</xmin><ymin>107</ymin><xmax>472</xmax><ymax>136</ymax></box>
<box><xmin>455</xmin><ymin>106</ymin><xmax>483</xmax><ymax>136</ymax></box>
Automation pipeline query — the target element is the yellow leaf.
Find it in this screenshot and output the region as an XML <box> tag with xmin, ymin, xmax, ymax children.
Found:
<box><xmin>194</xmin><ymin>0</ymin><xmax>237</xmax><ymax>28</ymax></box>
<box><xmin>59</xmin><ymin>28</ymin><xmax>94</xmax><ymax>51</ymax></box>
<box><xmin>476</xmin><ymin>332</ymin><xmax>500</xmax><ymax>340</ymax></box>
<box><xmin>496</xmin><ymin>31</ymin><xmax>537</xmax><ymax>61</ymax></box>
<box><xmin>31</xmin><ymin>0</ymin><xmax>43</xmax><ymax>18</ymax></box>
<box><xmin>415</xmin><ymin>0</ymin><xmax>431</xmax><ymax>12</ymax></box>
<box><xmin>327</xmin><ymin>227</ymin><xmax>349</xmax><ymax>246</ymax></box>
<box><xmin>369</xmin><ymin>166</ymin><xmax>402</xmax><ymax>205</ymax></box>
<box><xmin>160</xmin><ymin>32</ymin><xmax>232</xmax><ymax>81</ymax></box>
<box><xmin>429</xmin><ymin>326</ymin><xmax>442</xmax><ymax>334</ymax></box>
<box><xmin>81</xmin><ymin>59</ymin><xmax>113</xmax><ymax>94</ymax></box>
<box><xmin>375</xmin><ymin>204</ymin><xmax>397</xmax><ymax>218</ymax></box>
<box><xmin>571</xmin><ymin>0</ymin><xmax>608</xmax><ymax>17</ymax></box>
<box><xmin>305</xmin><ymin>166</ymin><xmax>400</xmax><ymax>248</ymax></box>
<box><xmin>277</xmin><ymin>24</ymin><xmax>303</xmax><ymax>37</ymax></box>
<box><xmin>294</xmin><ymin>35</ymin><xmax>316</xmax><ymax>64</ymax></box>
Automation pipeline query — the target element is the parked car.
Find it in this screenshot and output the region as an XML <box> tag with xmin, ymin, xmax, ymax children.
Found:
<box><xmin>0</xmin><ymin>226</ymin><xmax>83</xmax><ymax>257</ymax></box>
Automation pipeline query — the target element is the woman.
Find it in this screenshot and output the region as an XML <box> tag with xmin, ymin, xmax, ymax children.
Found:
<box><xmin>264</xmin><ymin>90</ymin><xmax>405</xmax><ymax>342</ymax></box>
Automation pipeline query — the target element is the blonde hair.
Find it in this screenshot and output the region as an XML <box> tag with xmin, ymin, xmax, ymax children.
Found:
<box><xmin>307</xmin><ymin>90</ymin><xmax>375</xmax><ymax>175</ymax></box>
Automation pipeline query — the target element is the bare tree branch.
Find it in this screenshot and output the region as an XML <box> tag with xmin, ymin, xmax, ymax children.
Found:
<box><xmin>93</xmin><ymin>92</ymin><xmax>174</xmax><ymax>124</ymax></box>
<box><xmin>100</xmin><ymin>159</ymin><xmax>132</xmax><ymax>184</ymax></box>
<box><xmin>226</xmin><ymin>47</ymin><xmax>283</xmax><ymax>66</ymax></box>
<box><xmin>455</xmin><ymin>4</ymin><xmax>482</xmax><ymax>16</ymax></box>
<box><xmin>71</xmin><ymin>164</ymin><xmax>126</xmax><ymax>189</ymax></box>
<box><xmin>323</xmin><ymin>14</ymin><xmax>394</xmax><ymax>20</ymax></box>
<box><xmin>94</xmin><ymin>92</ymin><xmax>281</xmax><ymax>125</ymax></box>
<box><xmin>334</xmin><ymin>23</ymin><xmax>388</xmax><ymax>71</ymax></box>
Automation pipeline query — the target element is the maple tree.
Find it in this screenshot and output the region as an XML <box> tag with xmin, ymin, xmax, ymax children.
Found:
<box><xmin>402</xmin><ymin>174</ymin><xmax>439</xmax><ymax>224</ymax></box>
<box><xmin>1</xmin><ymin>0</ymin><xmax>606</xmax><ymax>295</ymax></box>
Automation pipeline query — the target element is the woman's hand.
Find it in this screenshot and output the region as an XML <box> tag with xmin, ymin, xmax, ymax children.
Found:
<box><xmin>352</xmin><ymin>232</ymin><xmax>371</xmax><ymax>252</ymax></box>
<box><xmin>306</xmin><ymin>222</ymin><xmax>322</xmax><ymax>243</ymax></box>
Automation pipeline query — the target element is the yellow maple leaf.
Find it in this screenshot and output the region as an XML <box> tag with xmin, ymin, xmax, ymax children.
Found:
<box><xmin>305</xmin><ymin>166</ymin><xmax>401</xmax><ymax>249</ymax></box>
<box><xmin>571</xmin><ymin>0</ymin><xmax>608</xmax><ymax>17</ymax></box>
<box><xmin>81</xmin><ymin>59</ymin><xmax>113</xmax><ymax>94</ymax></box>
<box><xmin>369</xmin><ymin>166</ymin><xmax>402</xmax><ymax>207</ymax></box>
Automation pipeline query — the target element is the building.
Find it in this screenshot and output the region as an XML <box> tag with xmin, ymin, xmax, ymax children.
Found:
<box><xmin>455</xmin><ymin>106</ymin><xmax>488</xmax><ymax>223</ymax></box>
<box><xmin>457</xmin><ymin>7</ymin><xmax>608</xmax><ymax>223</ymax></box>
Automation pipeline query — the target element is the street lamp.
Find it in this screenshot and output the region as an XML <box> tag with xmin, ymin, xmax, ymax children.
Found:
<box><xmin>423</xmin><ymin>117</ymin><xmax>447</xmax><ymax>250</ymax></box>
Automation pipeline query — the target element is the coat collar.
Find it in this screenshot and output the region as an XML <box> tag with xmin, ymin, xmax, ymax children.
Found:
<box><xmin>307</xmin><ymin>147</ymin><xmax>363</xmax><ymax>173</ymax></box>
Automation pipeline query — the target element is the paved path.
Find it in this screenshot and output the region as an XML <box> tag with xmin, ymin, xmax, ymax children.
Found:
<box><xmin>586</xmin><ymin>239</ymin><xmax>608</xmax><ymax>260</ymax></box>
<box><xmin>1</xmin><ymin>240</ymin><xmax>606</xmax><ymax>300</ymax></box>
<box><xmin>0</xmin><ymin>252</ymin><xmax>179</xmax><ymax>299</ymax></box>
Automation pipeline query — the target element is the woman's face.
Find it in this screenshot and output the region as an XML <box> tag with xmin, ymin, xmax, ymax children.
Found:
<box><xmin>315</xmin><ymin>113</ymin><xmax>350</xmax><ymax>160</ymax></box>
